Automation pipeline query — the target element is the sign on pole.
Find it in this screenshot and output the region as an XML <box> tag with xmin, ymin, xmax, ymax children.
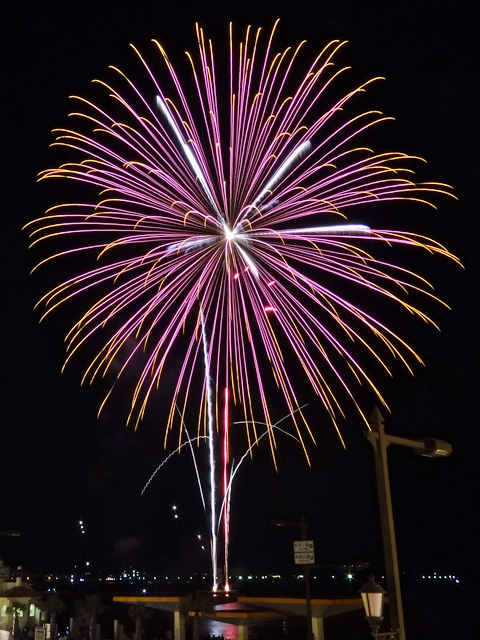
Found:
<box><xmin>293</xmin><ymin>539</ymin><xmax>315</xmax><ymax>565</ymax></box>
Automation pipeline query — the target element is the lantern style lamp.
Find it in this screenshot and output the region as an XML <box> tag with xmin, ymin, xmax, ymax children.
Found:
<box><xmin>359</xmin><ymin>576</ymin><xmax>386</xmax><ymax>636</ymax></box>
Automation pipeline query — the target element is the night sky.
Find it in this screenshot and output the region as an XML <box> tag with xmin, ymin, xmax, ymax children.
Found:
<box><xmin>4</xmin><ymin>0</ymin><xmax>478</xmax><ymax>598</ymax></box>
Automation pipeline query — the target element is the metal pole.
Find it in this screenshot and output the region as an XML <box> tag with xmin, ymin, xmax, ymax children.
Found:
<box><xmin>304</xmin><ymin>564</ymin><xmax>314</xmax><ymax>640</ymax></box>
<box><xmin>366</xmin><ymin>408</ymin><xmax>405</xmax><ymax>640</ymax></box>
<box><xmin>299</xmin><ymin>515</ymin><xmax>314</xmax><ymax>640</ymax></box>
<box><xmin>271</xmin><ymin>516</ymin><xmax>315</xmax><ymax>640</ymax></box>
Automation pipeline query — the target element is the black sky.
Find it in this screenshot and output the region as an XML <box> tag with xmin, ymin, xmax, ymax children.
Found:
<box><xmin>4</xmin><ymin>0</ymin><xmax>478</xmax><ymax>595</ymax></box>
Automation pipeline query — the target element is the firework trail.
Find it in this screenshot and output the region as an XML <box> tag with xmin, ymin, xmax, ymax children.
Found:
<box><xmin>27</xmin><ymin>22</ymin><xmax>459</xmax><ymax>584</ymax></box>
<box><xmin>199</xmin><ymin>310</ymin><xmax>219</xmax><ymax>589</ymax></box>
<box><xmin>143</xmin><ymin>310</ymin><xmax>304</xmax><ymax>591</ymax></box>
<box><xmin>142</xmin><ymin>411</ymin><xmax>303</xmax><ymax>590</ymax></box>
<box><xmin>141</xmin><ymin>434</ymin><xmax>210</xmax><ymax>496</ymax></box>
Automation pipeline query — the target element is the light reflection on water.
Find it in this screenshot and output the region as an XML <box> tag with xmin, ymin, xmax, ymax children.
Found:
<box><xmin>197</xmin><ymin>619</ymin><xmax>292</xmax><ymax>640</ymax></box>
<box><xmin>198</xmin><ymin>619</ymin><xmax>238</xmax><ymax>640</ymax></box>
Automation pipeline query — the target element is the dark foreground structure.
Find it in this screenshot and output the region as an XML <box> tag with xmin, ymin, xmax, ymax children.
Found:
<box><xmin>113</xmin><ymin>594</ymin><xmax>363</xmax><ymax>640</ymax></box>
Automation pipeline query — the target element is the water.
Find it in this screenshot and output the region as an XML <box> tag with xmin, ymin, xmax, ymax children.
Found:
<box><xmin>197</xmin><ymin>616</ymin><xmax>368</xmax><ymax>640</ymax></box>
<box><xmin>198</xmin><ymin>619</ymin><xmax>239</xmax><ymax>640</ymax></box>
<box><xmin>192</xmin><ymin>582</ymin><xmax>480</xmax><ymax>640</ymax></box>
<box><xmin>107</xmin><ymin>580</ymin><xmax>478</xmax><ymax>640</ymax></box>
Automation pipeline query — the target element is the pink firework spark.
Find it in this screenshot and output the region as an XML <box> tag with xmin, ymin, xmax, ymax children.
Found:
<box><xmin>26</xmin><ymin>21</ymin><xmax>459</xmax><ymax>466</ymax></box>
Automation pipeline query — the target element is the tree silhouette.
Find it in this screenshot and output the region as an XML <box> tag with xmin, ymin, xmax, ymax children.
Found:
<box><xmin>128</xmin><ymin>603</ymin><xmax>152</xmax><ymax>640</ymax></box>
<box><xmin>183</xmin><ymin>592</ymin><xmax>215</xmax><ymax>640</ymax></box>
<box><xmin>6</xmin><ymin>601</ymin><xmax>26</xmax><ymax>638</ymax></box>
<box><xmin>84</xmin><ymin>595</ymin><xmax>104</xmax><ymax>640</ymax></box>
<box><xmin>43</xmin><ymin>593</ymin><xmax>66</xmax><ymax>640</ymax></box>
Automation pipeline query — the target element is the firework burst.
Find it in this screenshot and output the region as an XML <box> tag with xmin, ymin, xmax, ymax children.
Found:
<box><xmin>26</xmin><ymin>21</ymin><xmax>458</xmax><ymax>465</ymax></box>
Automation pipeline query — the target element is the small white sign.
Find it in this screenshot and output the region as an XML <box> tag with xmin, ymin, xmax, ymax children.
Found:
<box><xmin>35</xmin><ymin>629</ymin><xmax>45</xmax><ymax>640</ymax></box>
<box><xmin>294</xmin><ymin>551</ymin><xmax>315</xmax><ymax>564</ymax></box>
<box><xmin>294</xmin><ymin>540</ymin><xmax>314</xmax><ymax>552</ymax></box>
<box><xmin>293</xmin><ymin>540</ymin><xmax>315</xmax><ymax>564</ymax></box>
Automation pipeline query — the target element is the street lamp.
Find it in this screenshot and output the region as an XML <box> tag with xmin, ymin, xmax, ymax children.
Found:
<box><xmin>366</xmin><ymin>407</ymin><xmax>452</xmax><ymax>640</ymax></box>
<box><xmin>271</xmin><ymin>515</ymin><xmax>314</xmax><ymax>640</ymax></box>
<box><xmin>359</xmin><ymin>576</ymin><xmax>397</xmax><ymax>639</ymax></box>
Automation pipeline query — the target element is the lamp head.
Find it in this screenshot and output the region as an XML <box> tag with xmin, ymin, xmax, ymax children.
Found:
<box><xmin>359</xmin><ymin>575</ymin><xmax>386</xmax><ymax>619</ymax></box>
<box><xmin>414</xmin><ymin>437</ymin><xmax>452</xmax><ymax>458</ymax></box>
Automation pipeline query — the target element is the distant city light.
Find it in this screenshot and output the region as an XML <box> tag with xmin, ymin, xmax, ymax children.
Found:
<box><xmin>33</xmin><ymin>567</ymin><xmax>461</xmax><ymax>592</ymax></box>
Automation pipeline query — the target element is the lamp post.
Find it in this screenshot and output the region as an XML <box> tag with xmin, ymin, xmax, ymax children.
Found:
<box><xmin>366</xmin><ymin>408</ymin><xmax>452</xmax><ymax>640</ymax></box>
<box><xmin>271</xmin><ymin>515</ymin><xmax>314</xmax><ymax>640</ymax></box>
<box><xmin>359</xmin><ymin>576</ymin><xmax>397</xmax><ymax>639</ymax></box>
